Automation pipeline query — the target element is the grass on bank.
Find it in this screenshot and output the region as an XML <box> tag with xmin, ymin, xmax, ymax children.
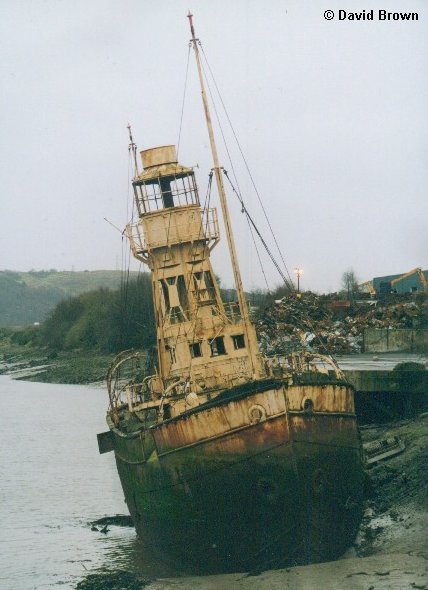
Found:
<box><xmin>0</xmin><ymin>334</ymin><xmax>115</xmax><ymax>384</ymax></box>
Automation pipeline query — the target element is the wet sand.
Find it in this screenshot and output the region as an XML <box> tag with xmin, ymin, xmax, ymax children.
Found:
<box><xmin>77</xmin><ymin>413</ymin><xmax>428</xmax><ymax>589</ymax></box>
<box><xmin>153</xmin><ymin>414</ymin><xmax>428</xmax><ymax>589</ymax></box>
<box><xmin>146</xmin><ymin>553</ymin><xmax>427</xmax><ymax>589</ymax></box>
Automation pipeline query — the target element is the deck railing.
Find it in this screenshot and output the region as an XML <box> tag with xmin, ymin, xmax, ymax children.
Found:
<box><xmin>127</xmin><ymin>207</ymin><xmax>219</xmax><ymax>258</ymax></box>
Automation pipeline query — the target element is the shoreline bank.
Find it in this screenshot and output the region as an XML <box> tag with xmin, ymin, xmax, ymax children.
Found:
<box><xmin>0</xmin><ymin>343</ymin><xmax>114</xmax><ymax>385</ymax></box>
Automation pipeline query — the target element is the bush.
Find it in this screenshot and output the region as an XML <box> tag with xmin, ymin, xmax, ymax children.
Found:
<box><xmin>37</xmin><ymin>276</ymin><xmax>155</xmax><ymax>353</ymax></box>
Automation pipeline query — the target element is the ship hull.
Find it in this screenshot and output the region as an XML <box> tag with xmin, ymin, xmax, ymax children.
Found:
<box><xmin>110</xmin><ymin>380</ymin><xmax>364</xmax><ymax>573</ymax></box>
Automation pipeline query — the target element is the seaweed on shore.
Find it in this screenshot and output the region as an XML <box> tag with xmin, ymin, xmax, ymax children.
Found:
<box><xmin>90</xmin><ymin>515</ymin><xmax>134</xmax><ymax>528</ymax></box>
<box><xmin>76</xmin><ymin>570</ymin><xmax>152</xmax><ymax>590</ymax></box>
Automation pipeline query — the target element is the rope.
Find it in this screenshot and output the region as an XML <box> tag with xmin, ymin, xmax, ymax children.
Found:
<box><xmin>247</xmin><ymin>218</ymin><xmax>270</xmax><ymax>292</ymax></box>
<box><xmin>223</xmin><ymin>170</ymin><xmax>294</xmax><ymax>292</ymax></box>
<box><xmin>199</xmin><ymin>43</ymin><xmax>295</xmax><ymax>288</ymax></box>
<box><xmin>198</xmin><ymin>53</ymin><xmax>332</xmax><ymax>361</ymax></box>
<box><xmin>198</xmin><ymin>54</ymin><xmax>269</xmax><ymax>293</ymax></box>
<box><xmin>176</xmin><ymin>44</ymin><xmax>191</xmax><ymax>160</ymax></box>
<box><xmin>119</xmin><ymin>151</ymin><xmax>136</xmax><ymax>349</ymax></box>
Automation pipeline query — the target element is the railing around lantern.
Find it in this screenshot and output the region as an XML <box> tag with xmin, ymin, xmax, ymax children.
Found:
<box><xmin>126</xmin><ymin>207</ymin><xmax>219</xmax><ymax>257</ymax></box>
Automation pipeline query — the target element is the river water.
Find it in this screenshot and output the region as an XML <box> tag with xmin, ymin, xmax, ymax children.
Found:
<box><xmin>0</xmin><ymin>376</ymin><xmax>171</xmax><ymax>590</ymax></box>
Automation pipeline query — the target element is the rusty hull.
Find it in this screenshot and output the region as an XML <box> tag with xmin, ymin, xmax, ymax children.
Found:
<box><xmin>110</xmin><ymin>379</ymin><xmax>363</xmax><ymax>573</ymax></box>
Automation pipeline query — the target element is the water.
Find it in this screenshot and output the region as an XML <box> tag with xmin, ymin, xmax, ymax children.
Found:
<box><xmin>336</xmin><ymin>352</ymin><xmax>428</xmax><ymax>371</ymax></box>
<box><xmin>0</xmin><ymin>376</ymin><xmax>170</xmax><ymax>590</ymax></box>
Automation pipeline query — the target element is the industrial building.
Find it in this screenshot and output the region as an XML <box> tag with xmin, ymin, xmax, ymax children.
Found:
<box><xmin>364</xmin><ymin>267</ymin><xmax>428</xmax><ymax>295</ymax></box>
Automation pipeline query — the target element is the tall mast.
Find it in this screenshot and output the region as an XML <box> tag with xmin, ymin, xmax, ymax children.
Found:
<box><xmin>127</xmin><ymin>124</ymin><xmax>139</xmax><ymax>176</ymax></box>
<box><xmin>187</xmin><ymin>12</ymin><xmax>258</xmax><ymax>376</ymax></box>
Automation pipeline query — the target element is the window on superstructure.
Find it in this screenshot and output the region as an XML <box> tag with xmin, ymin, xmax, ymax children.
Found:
<box><xmin>189</xmin><ymin>342</ymin><xmax>202</xmax><ymax>358</ymax></box>
<box><xmin>138</xmin><ymin>173</ymin><xmax>199</xmax><ymax>212</ymax></box>
<box><xmin>232</xmin><ymin>334</ymin><xmax>246</xmax><ymax>350</ymax></box>
<box><xmin>210</xmin><ymin>336</ymin><xmax>226</xmax><ymax>357</ymax></box>
<box><xmin>166</xmin><ymin>344</ymin><xmax>176</xmax><ymax>365</ymax></box>
<box><xmin>160</xmin><ymin>280</ymin><xmax>170</xmax><ymax>314</ymax></box>
<box><xmin>193</xmin><ymin>271</ymin><xmax>217</xmax><ymax>304</ymax></box>
<box><xmin>177</xmin><ymin>275</ymin><xmax>189</xmax><ymax>313</ymax></box>
<box><xmin>159</xmin><ymin>276</ymin><xmax>189</xmax><ymax>324</ymax></box>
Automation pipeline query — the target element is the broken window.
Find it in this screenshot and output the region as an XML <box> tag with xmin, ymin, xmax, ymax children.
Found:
<box><xmin>232</xmin><ymin>334</ymin><xmax>245</xmax><ymax>350</ymax></box>
<box><xmin>165</xmin><ymin>343</ymin><xmax>176</xmax><ymax>365</ymax></box>
<box><xmin>159</xmin><ymin>275</ymin><xmax>189</xmax><ymax>323</ymax></box>
<box><xmin>177</xmin><ymin>275</ymin><xmax>189</xmax><ymax>312</ymax></box>
<box><xmin>193</xmin><ymin>270</ymin><xmax>217</xmax><ymax>303</ymax></box>
<box><xmin>210</xmin><ymin>336</ymin><xmax>226</xmax><ymax>357</ymax></box>
<box><xmin>137</xmin><ymin>172</ymin><xmax>200</xmax><ymax>212</ymax></box>
<box><xmin>189</xmin><ymin>342</ymin><xmax>202</xmax><ymax>358</ymax></box>
<box><xmin>160</xmin><ymin>279</ymin><xmax>170</xmax><ymax>314</ymax></box>
<box><xmin>159</xmin><ymin>177</ymin><xmax>174</xmax><ymax>208</ymax></box>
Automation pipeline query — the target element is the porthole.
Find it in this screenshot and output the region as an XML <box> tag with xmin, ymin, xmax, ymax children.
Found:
<box><xmin>248</xmin><ymin>404</ymin><xmax>266</xmax><ymax>423</ymax></box>
<box><xmin>257</xmin><ymin>477</ymin><xmax>279</xmax><ymax>501</ymax></box>
<box><xmin>302</xmin><ymin>397</ymin><xmax>314</xmax><ymax>413</ymax></box>
<box><xmin>312</xmin><ymin>468</ymin><xmax>325</xmax><ymax>495</ymax></box>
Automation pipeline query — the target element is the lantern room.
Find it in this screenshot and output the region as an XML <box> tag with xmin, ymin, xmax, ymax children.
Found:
<box><xmin>133</xmin><ymin>145</ymin><xmax>200</xmax><ymax>214</ymax></box>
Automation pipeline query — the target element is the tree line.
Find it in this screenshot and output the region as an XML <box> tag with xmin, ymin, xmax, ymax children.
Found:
<box><xmin>8</xmin><ymin>268</ymin><xmax>363</xmax><ymax>354</ymax></box>
<box><xmin>11</xmin><ymin>275</ymin><xmax>156</xmax><ymax>353</ymax></box>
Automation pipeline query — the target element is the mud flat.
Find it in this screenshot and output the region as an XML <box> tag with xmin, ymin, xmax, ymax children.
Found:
<box><xmin>145</xmin><ymin>553</ymin><xmax>427</xmax><ymax>589</ymax></box>
<box><xmin>0</xmin><ymin>345</ymin><xmax>113</xmax><ymax>384</ymax></box>
<box><xmin>77</xmin><ymin>414</ymin><xmax>427</xmax><ymax>589</ymax></box>
<box><xmin>76</xmin><ymin>553</ymin><xmax>427</xmax><ymax>590</ymax></box>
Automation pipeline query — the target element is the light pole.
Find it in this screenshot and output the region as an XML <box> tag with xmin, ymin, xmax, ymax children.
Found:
<box><xmin>294</xmin><ymin>267</ymin><xmax>303</xmax><ymax>294</ymax></box>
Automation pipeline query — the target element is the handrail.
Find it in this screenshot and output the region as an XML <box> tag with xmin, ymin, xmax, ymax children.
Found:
<box><xmin>127</xmin><ymin>207</ymin><xmax>219</xmax><ymax>254</ymax></box>
<box><xmin>265</xmin><ymin>351</ymin><xmax>346</xmax><ymax>381</ymax></box>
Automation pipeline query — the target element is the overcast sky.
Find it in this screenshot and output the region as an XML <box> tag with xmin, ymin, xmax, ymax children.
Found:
<box><xmin>1</xmin><ymin>0</ymin><xmax>427</xmax><ymax>293</ymax></box>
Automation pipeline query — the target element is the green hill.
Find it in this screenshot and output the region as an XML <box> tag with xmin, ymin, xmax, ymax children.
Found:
<box><xmin>0</xmin><ymin>270</ymin><xmax>139</xmax><ymax>327</ymax></box>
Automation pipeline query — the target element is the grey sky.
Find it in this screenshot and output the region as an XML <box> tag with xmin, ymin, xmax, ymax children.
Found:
<box><xmin>1</xmin><ymin>0</ymin><xmax>427</xmax><ymax>293</ymax></box>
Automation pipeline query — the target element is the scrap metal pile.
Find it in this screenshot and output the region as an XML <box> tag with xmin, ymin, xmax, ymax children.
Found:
<box><xmin>256</xmin><ymin>293</ymin><xmax>427</xmax><ymax>356</ymax></box>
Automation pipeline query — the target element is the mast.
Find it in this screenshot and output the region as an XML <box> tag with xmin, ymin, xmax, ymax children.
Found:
<box><xmin>187</xmin><ymin>12</ymin><xmax>258</xmax><ymax>377</ymax></box>
<box><xmin>127</xmin><ymin>124</ymin><xmax>143</xmax><ymax>217</ymax></box>
<box><xmin>127</xmin><ymin>124</ymin><xmax>139</xmax><ymax>176</ymax></box>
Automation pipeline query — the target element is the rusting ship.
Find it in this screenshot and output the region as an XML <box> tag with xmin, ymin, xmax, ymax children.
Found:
<box><xmin>98</xmin><ymin>14</ymin><xmax>364</xmax><ymax>573</ymax></box>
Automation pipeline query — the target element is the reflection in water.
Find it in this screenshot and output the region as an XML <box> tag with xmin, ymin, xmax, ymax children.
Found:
<box><xmin>0</xmin><ymin>376</ymin><xmax>176</xmax><ymax>590</ymax></box>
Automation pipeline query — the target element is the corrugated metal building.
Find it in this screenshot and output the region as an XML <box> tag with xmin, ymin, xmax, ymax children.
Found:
<box><xmin>372</xmin><ymin>268</ymin><xmax>428</xmax><ymax>294</ymax></box>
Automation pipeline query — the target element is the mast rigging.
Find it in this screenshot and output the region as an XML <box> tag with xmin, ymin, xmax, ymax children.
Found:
<box><xmin>187</xmin><ymin>11</ymin><xmax>258</xmax><ymax>376</ymax></box>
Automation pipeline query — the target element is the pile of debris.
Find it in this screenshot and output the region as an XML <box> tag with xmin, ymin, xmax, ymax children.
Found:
<box><xmin>256</xmin><ymin>293</ymin><xmax>427</xmax><ymax>356</ymax></box>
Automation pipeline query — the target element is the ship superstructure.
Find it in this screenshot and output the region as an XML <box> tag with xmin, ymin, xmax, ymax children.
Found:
<box><xmin>126</xmin><ymin>144</ymin><xmax>263</xmax><ymax>410</ymax></box>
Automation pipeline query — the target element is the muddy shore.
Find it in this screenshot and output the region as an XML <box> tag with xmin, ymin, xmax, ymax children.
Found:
<box><xmin>77</xmin><ymin>414</ymin><xmax>427</xmax><ymax>589</ymax></box>
<box><xmin>0</xmin><ymin>343</ymin><xmax>113</xmax><ymax>384</ymax></box>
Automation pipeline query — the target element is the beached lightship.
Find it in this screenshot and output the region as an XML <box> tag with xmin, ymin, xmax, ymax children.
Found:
<box><xmin>98</xmin><ymin>14</ymin><xmax>364</xmax><ymax>573</ymax></box>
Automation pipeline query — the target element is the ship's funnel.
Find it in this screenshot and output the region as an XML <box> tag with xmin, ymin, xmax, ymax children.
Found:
<box><xmin>141</xmin><ymin>145</ymin><xmax>177</xmax><ymax>169</ymax></box>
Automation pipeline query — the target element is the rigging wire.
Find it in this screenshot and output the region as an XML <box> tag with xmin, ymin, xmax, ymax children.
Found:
<box><xmin>199</xmin><ymin>43</ymin><xmax>295</xmax><ymax>288</ymax></box>
<box><xmin>222</xmin><ymin>170</ymin><xmax>331</xmax><ymax>353</ymax></box>
<box><xmin>195</xmin><ymin>47</ymin><xmax>336</xmax><ymax>359</ymax></box>
<box><xmin>246</xmin><ymin>216</ymin><xmax>271</xmax><ymax>293</ymax></box>
<box><xmin>223</xmin><ymin>171</ymin><xmax>294</xmax><ymax>291</ymax></box>
<box><xmin>197</xmin><ymin>43</ymin><xmax>332</xmax><ymax>353</ymax></box>
<box><xmin>223</xmin><ymin>170</ymin><xmax>328</xmax><ymax>354</ymax></box>
<box><xmin>120</xmin><ymin>147</ymin><xmax>138</xmax><ymax>349</ymax></box>
<box><xmin>176</xmin><ymin>44</ymin><xmax>191</xmax><ymax>160</ymax></box>
<box><xmin>198</xmin><ymin>54</ymin><xmax>271</xmax><ymax>292</ymax></box>
<box><xmin>177</xmin><ymin>40</ymin><xmax>278</xmax><ymax>297</ymax></box>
